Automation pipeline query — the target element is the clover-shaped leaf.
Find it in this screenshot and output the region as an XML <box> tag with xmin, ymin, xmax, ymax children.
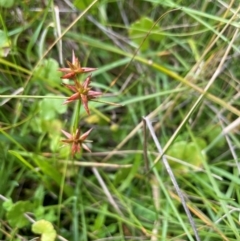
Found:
<box><xmin>167</xmin><ymin>138</ymin><xmax>207</xmax><ymax>171</ymax></box>
<box><xmin>73</xmin><ymin>0</ymin><xmax>98</xmax><ymax>13</ymax></box>
<box><xmin>39</xmin><ymin>94</ymin><xmax>67</xmax><ymax>120</ymax></box>
<box><xmin>129</xmin><ymin>17</ymin><xmax>163</xmax><ymax>51</ymax></box>
<box><xmin>6</xmin><ymin>201</ymin><xmax>33</xmax><ymax>228</ymax></box>
<box><xmin>3</xmin><ymin>198</ymin><xmax>14</xmax><ymax>211</ymax></box>
<box><xmin>0</xmin><ymin>30</ymin><xmax>11</xmax><ymax>56</ymax></box>
<box><xmin>0</xmin><ymin>0</ymin><xmax>14</xmax><ymax>8</ymax></box>
<box><xmin>32</xmin><ymin>220</ymin><xmax>57</xmax><ymax>241</ymax></box>
<box><xmin>33</xmin><ymin>58</ymin><xmax>62</xmax><ymax>85</ymax></box>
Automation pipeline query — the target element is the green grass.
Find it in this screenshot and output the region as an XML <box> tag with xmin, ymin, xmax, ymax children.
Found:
<box><xmin>0</xmin><ymin>0</ymin><xmax>240</xmax><ymax>240</ymax></box>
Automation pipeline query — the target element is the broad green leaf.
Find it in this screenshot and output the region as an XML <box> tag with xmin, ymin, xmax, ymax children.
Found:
<box><xmin>34</xmin><ymin>206</ymin><xmax>45</xmax><ymax>218</ymax></box>
<box><xmin>28</xmin><ymin>108</ymin><xmax>41</xmax><ymax>133</ymax></box>
<box><xmin>204</xmin><ymin>125</ymin><xmax>226</xmax><ymax>148</ymax></box>
<box><xmin>32</xmin><ymin>220</ymin><xmax>57</xmax><ymax>241</ymax></box>
<box><xmin>48</xmin><ymin>119</ymin><xmax>62</xmax><ymax>135</ymax></box>
<box><xmin>42</xmin><ymin>209</ymin><xmax>57</xmax><ymax>223</ymax></box>
<box><xmin>0</xmin><ymin>0</ymin><xmax>14</xmax><ymax>8</ymax></box>
<box><xmin>0</xmin><ymin>30</ymin><xmax>11</xmax><ymax>57</ymax></box>
<box><xmin>73</xmin><ymin>0</ymin><xmax>98</xmax><ymax>12</ymax></box>
<box><xmin>184</xmin><ymin>142</ymin><xmax>206</xmax><ymax>167</ymax></box>
<box><xmin>3</xmin><ymin>198</ymin><xmax>13</xmax><ymax>211</ymax></box>
<box><xmin>6</xmin><ymin>201</ymin><xmax>33</xmax><ymax>228</ymax></box>
<box><xmin>30</xmin><ymin>118</ymin><xmax>63</xmax><ymax>135</ymax></box>
<box><xmin>32</xmin><ymin>219</ymin><xmax>55</xmax><ymax>233</ymax></box>
<box><xmin>33</xmin><ymin>58</ymin><xmax>62</xmax><ymax>85</ymax></box>
<box><xmin>167</xmin><ymin>138</ymin><xmax>207</xmax><ymax>171</ymax></box>
<box><xmin>33</xmin><ymin>187</ymin><xmax>57</xmax><ymax>222</ymax></box>
<box><xmin>41</xmin><ymin>232</ymin><xmax>56</xmax><ymax>241</ymax></box>
<box><xmin>134</xmin><ymin>205</ymin><xmax>155</xmax><ymax>222</ymax></box>
<box><xmin>39</xmin><ymin>94</ymin><xmax>67</xmax><ymax>120</ymax></box>
<box><xmin>194</xmin><ymin>137</ymin><xmax>207</xmax><ymax>150</ymax></box>
<box><xmin>167</xmin><ymin>141</ymin><xmax>187</xmax><ymax>161</ymax></box>
<box><xmin>33</xmin><ymin>185</ymin><xmax>45</xmax><ymax>204</ymax></box>
<box><xmin>49</xmin><ymin>134</ymin><xmax>61</xmax><ymax>152</ymax></box>
<box><xmin>129</xmin><ymin>17</ymin><xmax>163</xmax><ymax>51</ymax></box>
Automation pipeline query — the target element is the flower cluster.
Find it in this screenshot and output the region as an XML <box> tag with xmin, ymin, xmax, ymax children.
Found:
<box><xmin>59</xmin><ymin>50</ymin><xmax>102</xmax><ymax>156</ymax></box>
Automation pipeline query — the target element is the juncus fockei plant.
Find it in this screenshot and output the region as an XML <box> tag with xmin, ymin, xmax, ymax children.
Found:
<box><xmin>59</xmin><ymin>50</ymin><xmax>102</xmax><ymax>156</ymax></box>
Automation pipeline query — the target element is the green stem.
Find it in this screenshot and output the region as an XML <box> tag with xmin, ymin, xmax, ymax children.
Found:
<box><xmin>0</xmin><ymin>95</ymin><xmax>66</xmax><ymax>99</ymax></box>
<box><xmin>74</xmin><ymin>99</ymin><xmax>82</xmax><ymax>132</ymax></box>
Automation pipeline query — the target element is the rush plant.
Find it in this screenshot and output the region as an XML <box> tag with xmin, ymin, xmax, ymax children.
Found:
<box><xmin>59</xmin><ymin>50</ymin><xmax>102</xmax><ymax>156</ymax></box>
